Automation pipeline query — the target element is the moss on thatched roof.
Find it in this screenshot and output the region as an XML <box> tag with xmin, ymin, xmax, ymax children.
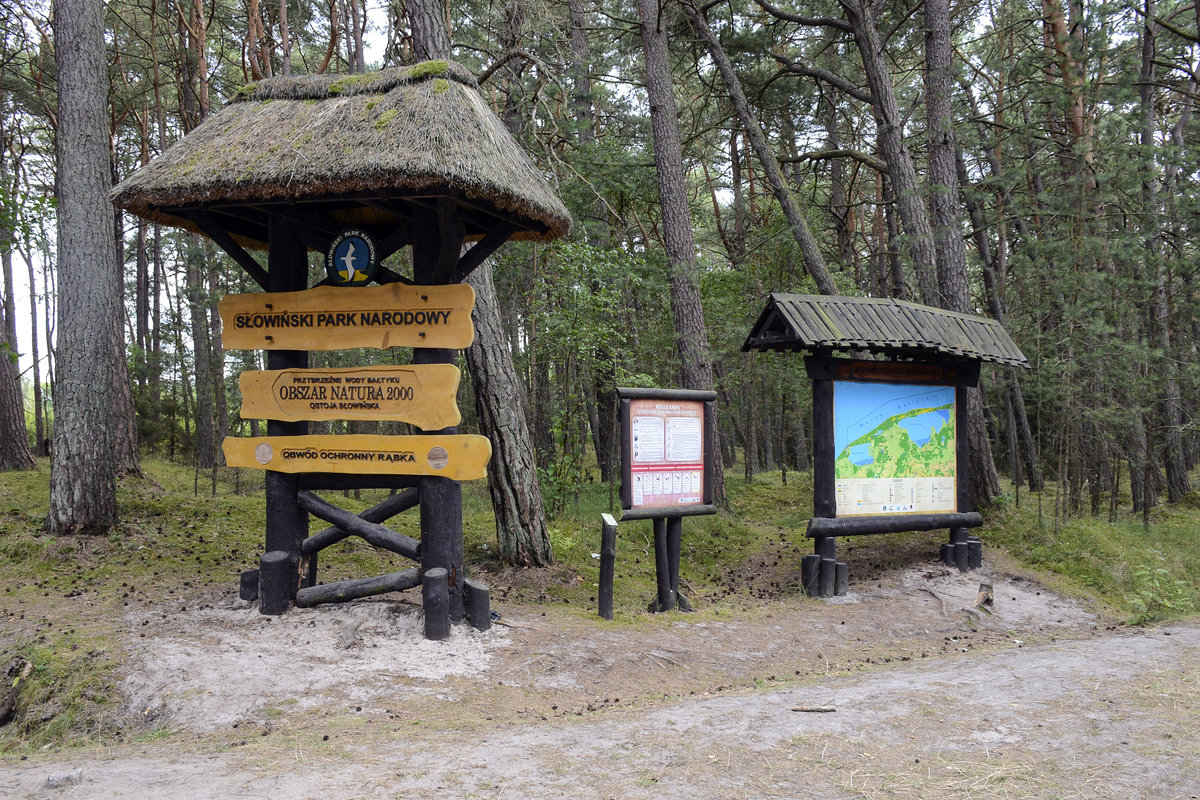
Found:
<box><xmin>111</xmin><ymin>61</ymin><xmax>570</xmax><ymax>246</ymax></box>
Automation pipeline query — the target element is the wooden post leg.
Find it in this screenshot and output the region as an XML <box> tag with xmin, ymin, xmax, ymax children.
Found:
<box><xmin>419</xmin><ymin>476</ymin><xmax>465</xmax><ymax>624</ymax></box>
<box><xmin>652</xmin><ymin>517</ymin><xmax>675</xmax><ymax>612</ymax></box>
<box><xmin>422</xmin><ymin>567</ymin><xmax>451</xmax><ymax>640</ymax></box>
<box><xmin>599</xmin><ymin>515</ymin><xmax>617</xmax><ymax>620</ymax></box>
<box><xmin>667</xmin><ymin>516</ymin><xmax>690</xmax><ymax>611</ymax></box>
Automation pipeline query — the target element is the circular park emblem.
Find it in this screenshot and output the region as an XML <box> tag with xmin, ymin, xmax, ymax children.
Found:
<box><xmin>427</xmin><ymin>446</ymin><xmax>450</xmax><ymax>470</ymax></box>
<box><xmin>254</xmin><ymin>442</ymin><xmax>274</xmax><ymax>465</ymax></box>
<box><xmin>325</xmin><ymin>228</ymin><xmax>378</xmax><ymax>286</ymax></box>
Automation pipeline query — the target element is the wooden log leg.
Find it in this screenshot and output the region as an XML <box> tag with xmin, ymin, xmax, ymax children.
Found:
<box><xmin>599</xmin><ymin>515</ymin><xmax>617</xmax><ymax>620</ymax></box>
<box><xmin>968</xmin><ymin>537</ymin><xmax>983</xmax><ymax>570</ymax></box>
<box><xmin>652</xmin><ymin>517</ymin><xmax>674</xmax><ymax>612</ymax></box>
<box><xmin>818</xmin><ymin>557</ymin><xmax>836</xmax><ymax>597</ymax></box>
<box><xmin>954</xmin><ymin>541</ymin><xmax>970</xmax><ymax>572</ymax></box>
<box><xmin>420</xmin><ymin>477</ymin><xmax>465</xmax><ymax>622</ymax></box>
<box><xmin>801</xmin><ymin>554</ymin><xmax>821</xmax><ymax>597</ymax></box>
<box><xmin>259</xmin><ymin>551</ymin><xmax>293</xmax><ymax>615</ymax></box>
<box><xmin>835</xmin><ymin>562</ymin><xmax>849</xmax><ymax>596</ymax></box>
<box><xmin>239</xmin><ymin>569</ymin><xmax>259</xmax><ymax>602</ymax></box>
<box><xmin>667</xmin><ymin>516</ymin><xmax>690</xmax><ymax>611</ymax></box>
<box><xmin>815</xmin><ymin>535</ymin><xmax>836</xmax><ymax>560</ymax></box>
<box><xmin>422</xmin><ymin>567</ymin><xmax>451</xmax><ymax>641</ymax></box>
<box><xmin>464</xmin><ymin>578</ymin><xmax>491</xmax><ymax>631</ymax></box>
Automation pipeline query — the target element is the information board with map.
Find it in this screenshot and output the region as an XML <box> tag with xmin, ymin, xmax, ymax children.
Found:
<box><xmin>832</xmin><ymin>380</ymin><xmax>957</xmax><ymax>516</ymax></box>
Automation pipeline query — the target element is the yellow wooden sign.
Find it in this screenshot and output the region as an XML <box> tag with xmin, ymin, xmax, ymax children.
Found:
<box><xmin>238</xmin><ymin>364</ymin><xmax>460</xmax><ymax>428</ymax></box>
<box><xmin>223</xmin><ymin>434</ymin><xmax>492</xmax><ymax>480</ymax></box>
<box><xmin>220</xmin><ymin>283</ymin><xmax>475</xmax><ymax>351</ymax></box>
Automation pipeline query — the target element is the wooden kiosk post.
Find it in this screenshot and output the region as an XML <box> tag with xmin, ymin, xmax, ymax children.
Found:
<box><xmin>742</xmin><ymin>294</ymin><xmax>1029</xmax><ymax>597</ymax></box>
<box><xmin>111</xmin><ymin>62</ymin><xmax>572</xmax><ymax>639</ymax></box>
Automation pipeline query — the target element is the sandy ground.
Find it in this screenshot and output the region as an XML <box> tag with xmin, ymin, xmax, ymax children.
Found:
<box><xmin>2</xmin><ymin>561</ymin><xmax>1198</xmax><ymax>799</ymax></box>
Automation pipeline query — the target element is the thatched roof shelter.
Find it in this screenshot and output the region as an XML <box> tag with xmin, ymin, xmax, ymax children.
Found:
<box><xmin>111</xmin><ymin>61</ymin><xmax>571</xmax><ymax>256</ymax></box>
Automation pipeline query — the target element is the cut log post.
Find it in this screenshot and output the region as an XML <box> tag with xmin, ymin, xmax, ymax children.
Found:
<box><xmin>652</xmin><ymin>517</ymin><xmax>675</xmax><ymax>612</ymax></box>
<box><xmin>294</xmin><ymin>567</ymin><xmax>421</xmax><ymax>608</ymax></box>
<box><xmin>239</xmin><ymin>569</ymin><xmax>259</xmax><ymax>602</ymax></box>
<box><xmin>667</xmin><ymin>516</ymin><xmax>690</xmax><ymax>611</ymax></box>
<box><xmin>419</xmin><ymin>477</ymin><xmax>464</xmax><ymax>622</ymax></box>
<box><xmin>259</xmin><ymin>551</ymin><xmax>294</xmax><ymax>615</ymax></box>
<box><xmin>835</xmin><ymin>561</ymin><xmax>849</xmax><ymax>595</ymax></box>
<box><xmin>819</xmin><ymin>557</ymin><xmax>836</xmax><ymax>597</ymax></box>
<box><xmin>599</xmin><ymin>514</ymin><xmax>617</xmax><ymax>620</ymax></box>
<box><xmin>954</xmin><ymin>541</ymin><xmax>970</xmax><ymax>572</ymax></box>
<box><xmin>301</xmin><ymin>488</ymin><xmax>419</xmax><ymax>555</ymax></box>
<box><xmin>296</xmin><ymin>491</ymin><xmax>419</xmax><ymax>560</ymax></box>
<box><xmin>801</xmin><ymin>554</ymin><xmax>821</xmax><ymax>597</ymax></box>
<box><xmin>464</xmin><ymin>577</ymin><xmax>491</xmax><ymax>631</ymax></box>
<box><xmin>968</xmin><ymin>537</ymin><xmax>983</xmax><ymax>569</ymax></box>
<box><xmin>814</xmin><ymin>535</ymin><xmax>836</xmax><ymax>559</ymax></box>
<box><xmin>423</xmin><ymin>567</ymin><xmax>451</xmax><ymax>640</ymax></box>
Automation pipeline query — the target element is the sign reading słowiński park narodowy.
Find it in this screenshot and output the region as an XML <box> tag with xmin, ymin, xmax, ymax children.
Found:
<box><xmin>833</xmin><ymin>380</ymin><xmax>957</xmax><ymax>516</ymax></box>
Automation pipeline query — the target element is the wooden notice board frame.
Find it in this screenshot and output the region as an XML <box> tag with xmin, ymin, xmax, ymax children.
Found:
<box><xmin>806</xmin><ymin>356</ymin><xmax>979</xmax><ymax>527</ymax></box>
<box><xmin>617</xmin><ymin>387</ymin><xmax>717</xmax><ymax>521</ymax></box>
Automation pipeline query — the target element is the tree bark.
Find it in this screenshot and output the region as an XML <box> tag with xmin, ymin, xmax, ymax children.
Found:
<box><xmin>638</xmin><ymin>0</ymin><xmax>725</xmax><ymax>504</ymax></box>
<box><xmin>923</xmin><ymin>0</ymin><xmax>1000</xmax><ymax>506</ymax></box>
<box><xmin>408</xmin><ymin>0</ymin><xmax>553</xmax><ymax>564</ymax></box>
<box><xmin>0</xmin><ymin>252</ymin><xmax>34</xmax><ymax>471</ymax></box>
<box><xmin>840</xmin><ymin>0</ymin><xmax>938</xmax><ymax>305</ymax></box>
<box><xmin>49</xmin><ymin>0</ymin><xmax>120</xmax><ymax>532</ymax></box>
<box><xmin>467</xmin><ymin>260</ymin><xmax>553</xmax><ymax>565</ymax></box>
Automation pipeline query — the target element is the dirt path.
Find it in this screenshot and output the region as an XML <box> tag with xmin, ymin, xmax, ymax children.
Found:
<box><xmin>2</xmin><ymin>563</ymin><xmax>1198</xmax><ymax>799</ymax></box>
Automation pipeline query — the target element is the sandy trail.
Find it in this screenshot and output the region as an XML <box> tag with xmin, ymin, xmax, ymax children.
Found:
<box><xmin>2</xmin><ymin>565</ymin><xmax>1197</xmax><ymax>799</ymax></box>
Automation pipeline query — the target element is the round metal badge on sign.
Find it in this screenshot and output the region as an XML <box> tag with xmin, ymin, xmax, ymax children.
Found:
<box><xmin>427</xmin><ymin>446</ymin><xmax>450</xmax><ymax>470</ymax></box>
<box><xmin>325</xmin><ymin>228</ymin><xmax>379</xmax><ymax>286</ymax></box>
<box><xmin>254</xmin><ymin>443</ymin><xmax>274</xmax><ymax>465</ymax></box>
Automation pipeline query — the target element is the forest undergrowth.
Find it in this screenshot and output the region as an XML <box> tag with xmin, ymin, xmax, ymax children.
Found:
<box><xmin>0</xmin><ymin>457</ymin><xmax>1197</xmax><ymax>751</ymax></box>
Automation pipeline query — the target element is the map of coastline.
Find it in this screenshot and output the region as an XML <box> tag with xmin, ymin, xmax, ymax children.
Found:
<box><xmin>833</xmin><ymin>382</ymin><xmax>956</xmax><ymax>481</ymax></box>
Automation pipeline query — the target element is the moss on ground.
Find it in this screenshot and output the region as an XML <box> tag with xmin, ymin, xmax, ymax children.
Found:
<box><xmin>1</xmin><ymin>459</ymin><xmax>1198</xmax><ymax>751</ymax></box>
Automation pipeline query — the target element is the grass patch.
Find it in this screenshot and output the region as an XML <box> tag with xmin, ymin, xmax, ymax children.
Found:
<box><xmin>2</xmin><ymin>459</ymin><xmax>1199</xmax><ymax>750</ymax></box>
<box><xmin>984</xmin><ymin>481</ymin><xmax>1200</xmax><ymax>623</ymax></box>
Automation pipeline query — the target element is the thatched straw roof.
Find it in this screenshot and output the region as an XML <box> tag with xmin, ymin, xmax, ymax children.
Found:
<box><xmin>111</xmin><ymin>61</ymin><xmax>571</xmax><ymax>248</ymax></box>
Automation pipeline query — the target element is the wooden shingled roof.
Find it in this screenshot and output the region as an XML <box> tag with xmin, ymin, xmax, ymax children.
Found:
<box><xmin>742</xmin><ymin>294</ymin><xmax>1029</xmax><ymax>368</ymax></box>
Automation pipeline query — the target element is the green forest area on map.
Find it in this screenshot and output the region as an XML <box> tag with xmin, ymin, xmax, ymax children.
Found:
<box><xmin>834</xmin><ymin>404</ymin><xmax>956</xmax><ymax>480</ymax></box>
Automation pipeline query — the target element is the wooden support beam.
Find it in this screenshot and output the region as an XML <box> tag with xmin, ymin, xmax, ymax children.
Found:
<box><xmin>294</xmin><ymin>567</ymin><xmax>421</xmax><ymax>608</ymax></box>
<box><xmin>184</xmin><ymin>209</ymin><xmax>270</xmax><ymax>289</ymax></box>
<box><xmin>297</xmin><ymin>490</ymin><xmax>420</xmax><ymax>560</ymax></box>
<box><xmin>434</xmin><ymin>197</ymin><xmax>466</xmax><ymax>283</ymax></box>
<box><xmin>806</xmin><ymin>512</ymin><xmax>983</xmax><ymax>538</ymax></box>
<box><xmin>454</xmin><ymin>221</ymin><xmax>518</xmax><ymax>282</ymax></box>
<box><xmin>301</xmin><ymin>488</ymin><xmax>419</xmax><ymax>555</ymax></box>
<box><xmin>375</xmin><ymin>266</ymin><xmax>413</xmax><ymax>285</ymax></box>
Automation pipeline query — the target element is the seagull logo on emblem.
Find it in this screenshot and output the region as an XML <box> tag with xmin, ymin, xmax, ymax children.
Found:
<box><xmin>339</xmin><ymin>240</ymin><xmax>368</xmax><ymax>283</ymax></box>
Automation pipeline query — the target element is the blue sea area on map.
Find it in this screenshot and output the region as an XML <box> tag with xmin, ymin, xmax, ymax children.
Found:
<box><xmin>833</xmin><ymin>381</ymin><xmax>955</xmax><ymax>457</ymax></box>
<box><xmin>848</xmin><ymin>443</ymin><xmax>873</xmax><ymax>465</ymax></box>
<box><xmin>897</xmin><ymin>409</ymin><xmax>951</xmax><ymax>446</ymax></box>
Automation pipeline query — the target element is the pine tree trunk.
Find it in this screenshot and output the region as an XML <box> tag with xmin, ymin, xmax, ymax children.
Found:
<box><xmin>841</xmin><ymin>0</ymin><xmax>937</xmax><ymax>304</ymax></box>
<box><xmin>49</xmin><ymin>0</ymin><xmax>120</xmax><ymax>532</ymax></box>
<box><xmin>0</xmin><ymin>247</ymin><xmax>34</xmax><ymax>470</ymax></box>
<box><xmin>467</xmin><ymin>260</ymin><xmax>553</xmax><ymax>565</ymax></box>
<box><xmin>639</xmin><ymin>0</ymin><xmax>726</xmax><ymax>504</ymax></box>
